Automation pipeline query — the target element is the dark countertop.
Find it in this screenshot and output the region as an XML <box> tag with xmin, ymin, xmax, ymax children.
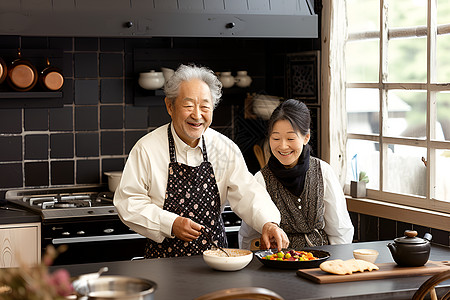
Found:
<box><xmin>57</xmin><ymin>240</ymin><xmax>450</xmax><ymax>300</ymax></box>
<box><xmin>0</xmin><ymin>200</ymin><xmax>41</xmax><ymax>225</ymax></box>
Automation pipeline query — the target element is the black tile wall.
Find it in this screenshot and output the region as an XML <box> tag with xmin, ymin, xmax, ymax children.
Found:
<box><xmin>24</xmin><ymin>109</ymin><xmax>48</xmax><ymax>131</ymax></box>
<box><xmin>50</xmin><ymin>107</ymin><xmax>73</xmax><ymax>131</ymax></box>
<box><xmin>101</xmin><ymin>79</ymin><xmax>123</xmax><ymax>103</ymax></box>
<box><xmin>76</xmin><ymin>133</ymin><xmax>99</xmax><ymax>157</ymax></box>
<box><xmin>75</xmin><ymin>37</ymin><xmax>98</xmax><ymax>51</ymax></box>
<box><xmin>0</xmin><ymin>136</ymin><xmax>22</xmax><ymax>161</ymax></box>
<box><xmin>100</xmin><ymin>53</ymin><xmax>123</xmax><ymax>77</ymax></box>
<box><xmin>51</xmin><ymin>161</ymin><xmax>74</xmax><ymax>185</ymax></box>
<box><xmin>0</xmin><ymin>109</ymin><xmax>22</xmax><ymax>133</ymax></box>
<box><xmin>0</xmin><ymin>163</ymin><xmax>22</xmax><ymax>188</ymax></box>
<box><xmin>74</xmin><ymin>53</ymin><xmax>98</xmax><ymax>78</ymax></box>
<box><xmin>75</xmin><ymin>80</ymin><xmax>98</xmax><ymax>104</ymax></box>
<box><xmin>76</xmin><ymin>159</ymin><xmax>99</xmax><ymax>184</ymax></box>
<box><xmin>24</xmin><ymin>161</ymin><xmax>49</xmax><ymax>186</ymax></box>
<box><xmin>75</xmin><ymin>106</ymin><xmax>98</xmax><ymax>131</ymax></box>
<box><xmin>50</xmin><ymin>133</ymin><xmax>74</xmax><ymax>158</ymax></box>
<box><xmin>101</xmin><ymin>132</ymin><xmax>123</xmax><ymax>155</ymax></box>
<box><xmin>25</xmin><ymin>134</ymin><xmax>48</xmax><ymax>160</ymax></box>
<box><xmin>100</xmin><ymin>106</ymin><xmax>123</xmax><ymax>129</ymax></box>
<box><xmin>125</xmin><ymin>106</ymin><xmax>148</xmax><ymax>129</ymax></box>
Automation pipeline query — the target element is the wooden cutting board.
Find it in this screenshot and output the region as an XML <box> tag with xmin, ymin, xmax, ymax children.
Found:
<box><xmin>297</xmin><ymin>261</ymin><xmax>450</xmax><ymax>284</ymax></box>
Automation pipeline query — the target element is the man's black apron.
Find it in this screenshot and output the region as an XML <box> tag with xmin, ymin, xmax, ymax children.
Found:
<box><xmin>145</xmin><ymin>124</ymin><xmax>227</xmax><ymax>258</ymax></box>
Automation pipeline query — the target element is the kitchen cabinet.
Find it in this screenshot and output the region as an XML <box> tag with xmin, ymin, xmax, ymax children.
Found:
<box><xmin>0</xmin><ymin>222</ymin><xmax>41</xmax><ymax>268</ymax></box>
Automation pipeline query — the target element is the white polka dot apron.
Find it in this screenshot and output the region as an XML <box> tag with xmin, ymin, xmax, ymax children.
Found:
<box><xmin>144</xmin><ymin>124</ymin><xmax>227</xmax><ymax>258</ymax></box>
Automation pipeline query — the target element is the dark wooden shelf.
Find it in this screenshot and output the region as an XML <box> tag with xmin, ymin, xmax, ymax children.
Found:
<box><xmin>0</xmin><ymin>91</ymin><xmax>62</xmax><ymax>99</ymax></box>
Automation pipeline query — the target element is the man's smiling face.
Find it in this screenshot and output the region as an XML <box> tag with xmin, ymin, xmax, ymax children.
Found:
<box><xmin>165</xmin><ymin>78</ymin><xmax>213</xmax><ymax>148</ymax></box>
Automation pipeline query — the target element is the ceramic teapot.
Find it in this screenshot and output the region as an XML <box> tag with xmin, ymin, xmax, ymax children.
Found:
<box><xmin>387</xmin><ymin>230</ymin><xmax>432</xmax><ymax>267</ymax></box>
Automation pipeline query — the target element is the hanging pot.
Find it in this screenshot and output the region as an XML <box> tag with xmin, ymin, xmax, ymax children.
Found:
<box><xmin>39</xmin><ymin>58</ymin><xmax>64</xmax><ymax>91</ymax></box>
<box><xmin>7</xmin><ymin>49</ymin><xmax>38</xmax><ymax>92</ymax></box>
<box><xmin>0</xmin><ymin>57</ymin><xmax>7</xmax><ymax>84</ymax></box>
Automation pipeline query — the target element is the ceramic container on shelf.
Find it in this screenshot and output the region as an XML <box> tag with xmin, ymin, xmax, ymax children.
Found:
<box><xmin>161</xmin><ymin>67</ymin><xmax>175</xmax><ymax>82</ymax></box>
<box><xmin>138</xmin><ymin>70</ymin><xmax>165</xmax><ymax>90</ymax></box>
<box><xmin>235</xmin><ymin>70</ymin><xmax>252</xmax><ymax>88</ymax></box>
<box><xmin>219</xmin><ymin>71</ymin><xmax>235</xmax><ymax>88</ymax></box>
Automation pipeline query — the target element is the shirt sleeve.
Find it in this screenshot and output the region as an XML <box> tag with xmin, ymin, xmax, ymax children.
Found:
<box><xmin>113</xmin><ymin>139</ymin><xmax>178</xmax><ymax>243</ymax></box>
<box><xmin>238</xmin><ymin>171</ymin><xmax>266</xmax><ymax>249</ymax></box>
<box><xmin>320</xmin><ymin>160</ymin><xmax>355</xmax><ymax>244</ymax></box>
<box><xmin>223</xmin><ymin>144</ymin><xmax>281</xmax><ymax>234</ymax></box>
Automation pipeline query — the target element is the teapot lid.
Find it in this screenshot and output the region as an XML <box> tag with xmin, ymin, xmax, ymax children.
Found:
<box><xmin>394</xmin><ymin>230</ymin><xmax>428</xmax><ymax>244</ymax></box>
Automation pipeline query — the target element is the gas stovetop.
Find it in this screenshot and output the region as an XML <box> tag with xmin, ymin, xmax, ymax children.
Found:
<box><xmin>6</xmin><ymin>185</ymin><xmax>117</xmax><ymax>220</ymax></box>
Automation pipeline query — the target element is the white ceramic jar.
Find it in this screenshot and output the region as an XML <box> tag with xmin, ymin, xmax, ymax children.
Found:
<box><xmin>138</xmin><ymin>70</ymin><xmax>165</xmax><ymax>90</ymax></box>
<box><xmin>235</xmin><ymin>70</ymin><xmax>252</xmax><ymax>88</ymax></box>
<box><xmin>219</xmin><ymin>71</ymin><xmax>235</xmax><ymax>88</ymax></box>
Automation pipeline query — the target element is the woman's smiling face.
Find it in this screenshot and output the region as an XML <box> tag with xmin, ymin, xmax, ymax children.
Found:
<box><xmin>269</xmin><ymin>119</ymin><xmax>310</xmax><ymax>168</ymax></box>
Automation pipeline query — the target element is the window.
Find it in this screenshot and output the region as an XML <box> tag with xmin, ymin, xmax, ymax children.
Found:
<box><xmin>345</xmin><ymin>0</ymin><xmax>450</xmax><ymax>213</ymax></box>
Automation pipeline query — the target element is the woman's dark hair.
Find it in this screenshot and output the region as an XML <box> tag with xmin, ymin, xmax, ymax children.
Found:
<box><xmin>267</xmin><ymin>99</ymin><xmax>311</xmax><ymax>137</ymax></box>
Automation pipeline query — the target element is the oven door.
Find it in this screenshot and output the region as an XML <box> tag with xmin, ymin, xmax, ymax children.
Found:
<box><xmin>42</xmin><ymin>217</ymin><xmax>147</xmax><ymax>265</ymax></box>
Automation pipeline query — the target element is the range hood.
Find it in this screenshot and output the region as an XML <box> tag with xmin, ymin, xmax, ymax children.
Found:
<box><xmin>0</xmin><ymin>0</ymin><xmax>318</xmax><ymax>38</ymax></box>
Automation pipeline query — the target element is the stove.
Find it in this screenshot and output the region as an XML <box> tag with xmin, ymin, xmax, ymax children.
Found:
<box><xmin>6</xmin><ymin>185</ymin><xmax>117</xmax><ymax>220</ymax></box>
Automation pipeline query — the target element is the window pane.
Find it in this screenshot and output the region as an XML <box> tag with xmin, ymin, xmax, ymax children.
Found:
<box><xmin>436</xmin><ymin>92</ymin><xmax>450</xmax><ymax>141</ymax></box>
<box><xmin>347</xmin><ymin>88</ymin><xmax>380</xmax><ymax>134</ymax></box>
<box><xmin>436</xmin><ymin>34</ymin><xmax>450</xmax><ymax>83</ymax></box>
<box><xmin>347</xmin><ymin>139</ymin><xmax>380</xmax><ymax>190</ymax></box>
<box><xmin>386</xmin><ymin>90</ymin><xmax>426</xmax><ymax>138</ymax></box>
<box><xmin>346</xmin><ymin>40</ymin><xmax>379</xmax><ymax>82</ymax></box>
<box><xmin>437</xmin><ymin>0</ymin><xmax>450</xmax><ymax>26</ymax></box>
<box><xmin>435</xmin><ymin>149</ymin><xmax>450</xmax><ymax>202</ymax></box>
<box><xmin>388</xmin><ymin>37</ymin><xmax>427</xmax><ymax>83</ymax></box>
<box><xmin>385</xmin><ymin>144</ymin><xmax>426</xmax><ymax>197</ymax></box>
<box><xmin>347</xmin><ymin>0</ymin><xmax>379</xmax><ymax>32</ymax></box>
<box><xmin>388</xmin><ymin>0</ymin><xmax>427</xmax><ymax>28</ymax></box>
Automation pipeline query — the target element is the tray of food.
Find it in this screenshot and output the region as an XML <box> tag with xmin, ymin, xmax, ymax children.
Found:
<box><xmin>255</xmin><ymin>249</ymin><xmax>330</xmax><ymax>269</ymax></box>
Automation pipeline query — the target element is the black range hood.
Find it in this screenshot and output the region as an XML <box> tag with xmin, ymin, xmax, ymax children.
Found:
<box><xmin>0</xmin><ymin>0</ymin><xmax>318</xmax><ymax>38</ymax></box>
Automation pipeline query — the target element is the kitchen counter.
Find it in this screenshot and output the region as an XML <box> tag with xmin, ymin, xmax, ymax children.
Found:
<box><xmin>57</xmin><ymin>240</ymin><xmax>450</xmax><ymax>299</ymax></box>
<box><xmin>0</xmin><ymin>201</ymin><xmax>41</xmax><ymax>225</ymax></box>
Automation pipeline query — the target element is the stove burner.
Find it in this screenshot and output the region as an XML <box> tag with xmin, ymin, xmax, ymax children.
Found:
<box><xmin>25</xmin><ymin>194</ymin><xmax>95</xmax><ymax>209</ymax></box>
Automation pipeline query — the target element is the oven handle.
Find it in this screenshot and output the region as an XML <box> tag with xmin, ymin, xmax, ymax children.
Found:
<box><xmin>52</xmin><ymin>233</ymin><xmax>146</xmax><ymax>244</ymax></box>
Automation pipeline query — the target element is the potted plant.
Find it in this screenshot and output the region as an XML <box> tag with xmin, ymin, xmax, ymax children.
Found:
<box><xmin>351</xmin><ymin>171</ymin><xmax>369</xmax><ymax>198</ymax></box>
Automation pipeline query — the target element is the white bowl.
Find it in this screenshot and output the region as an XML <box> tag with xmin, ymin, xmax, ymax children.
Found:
<box><xmin>203</xmin><ymin>248</ymin><xmax>253</xmax><ymax>271</ymax></box>
<box><xmin>104</xmin><ymin>171</ymin><xmax>123</xmax><ymax>193</ymax></box>
<box><xmin>353</xmin><ymin>249</ymin><xmax>379</xmax><ymax>264</ymax></box>
<box><xmin>138</xmin><ymin>70</ymin><xmax>165</xmax><ymax>90</ymax></box>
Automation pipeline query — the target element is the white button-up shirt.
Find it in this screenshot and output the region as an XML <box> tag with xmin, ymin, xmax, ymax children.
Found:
<box><xmin>114</xmin><ymin>123</ymin><xmax>281</xmax><ymax>243</ymax></box>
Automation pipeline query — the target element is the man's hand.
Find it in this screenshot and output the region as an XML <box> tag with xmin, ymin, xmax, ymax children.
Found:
<box><xmin>172</xmin><ymin>217</ymin><xmax>202</xmax><ymax>241</ymax></box>
<box><xmin>260</xmin><ymin>222</ymin><xmax>289</xmax><ymax>251</ymax></box>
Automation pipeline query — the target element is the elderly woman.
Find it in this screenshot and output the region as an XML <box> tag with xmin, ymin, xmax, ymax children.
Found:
<box><xmin>239</xmin><ymin>99</ymin><xmax>354</xmax><ymax>250</ymax></box>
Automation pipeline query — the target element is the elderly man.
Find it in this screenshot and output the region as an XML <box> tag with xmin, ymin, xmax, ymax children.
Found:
<box><xmin>114</xmin><ymin>64</ymin><xmax>289</xmax><ymax>258</ymax></box>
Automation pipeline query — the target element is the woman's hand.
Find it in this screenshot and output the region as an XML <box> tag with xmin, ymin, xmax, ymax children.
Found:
<box><xmin>172</xmin><ymin>217</ymin><xmax>202</xmax><ymax>241</ymax></box>
<box><xmin>261</xmin><ymin>222</ymin><xmax>289</xmax><ymax>251</ymax></box>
